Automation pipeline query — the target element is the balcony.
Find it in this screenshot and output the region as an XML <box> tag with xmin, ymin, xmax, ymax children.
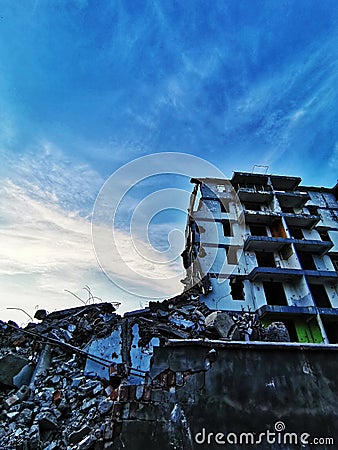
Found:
<box><xmin>241</xmin><ymin>208</ymin><xmax>319</xmax><ymax>228</ymax></box>
<box><xmin>270</xmin><ymin>175</ymin><xmax>301</xmax><ymax>191</ymax></box>
<box><xmin>248</xmin><ymin>267</ymin><xmax>303</xmax><ymax>282</ymax></box>
<box><xmin>244</xmin><ymin>236</ymin><xmax>293</xmax><ymax>252</ymax></box>
<box><xmin>241</xmin><ymin>209</ymin><xmax>282</xmax><ymax>225</ymax></box>
<box><xmin>256</xmin><ymin>304</ymin><xmax>318</xmax><ymax>318</ymax></box>
<box><xmin>244</xmin><ymin>236</ymin><xmax>292</xmax><ymax>252</ymax></box>
<box><xmin>243</xmin><ymin>236</ymin><xmax>332</xmax><ymax>255</ymax></box>
<box><xmin>237</xmin><ymin>185</ymin><xmax>273</xmax><ymax>204</ymax></box>
<box><xmin>304</xmin><ymin>270</ymin><xmax>338</xmax><ymax>284</ymax></box>
<box><xmin>276</xmin><ymin>191</ymin><xmax>310</xmax><ymax>208</ymax></box>
<box><xmin>231</xmin><ymin>172</ymin><xmax>269</xmax><ymax>186</ymax></box>
<box><xmin>248</xmin><ymin>266</ymin><xmax>337</xmax><ymax>283</ymax></box>
<box><xmin>283</xmin><ymin>212</ymin><xmax>319</xmax><ymax>228</ymax></box>
<box><xmin>256</xmin><ymin>305</ymin><xmax>338</xmax><ymax>326</ymax></box>
<box><xmin>293</xmin><ymin>239</ymin><xmax>333</xmax><ymax>255</ymax></box>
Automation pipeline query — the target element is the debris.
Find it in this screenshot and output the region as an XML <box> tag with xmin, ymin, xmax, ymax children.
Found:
<box><xmin>263</xmin><ymin>322</ymin><xmax>290</xmax><ymax>342</ymax></box>
<box><xmin>98</xmin><ymin>398</ymin><xmax>113</xmax><ymax>415</ymax></box>
<box><xmin>36</xmin><ymin>411</ymin><xmax>59</xmax><ymax>431</ymax></box>
<box><xmin>205</xmin><ymin>311</ymin><xmax>235</xmax><ymax>338</ymax></box>
<box><xmin>0</xmin><ymin>354</ymin><xmax>34</xmax><ymax>388</ymax></box>
<box><xmin>0</xmin><ymin>292</ymin><xmax>290</xmax><ymax>448</ymax></box>
<box><xmin>68</xmin><ymin>425</ymin><xmax>92</xmax><ymax>444</ymax></box>
<box><xmin>34</xmin><ymin>309</ymin><xmax>47</xmax><ymax>321</ymax></box>
<box><xmin>77</xmin><ymin>434</ymin><xmax>97</xmax><ymax>450</ymax></box>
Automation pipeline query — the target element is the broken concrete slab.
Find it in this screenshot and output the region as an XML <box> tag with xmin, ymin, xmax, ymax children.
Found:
<box><xmin>0</xmin><ymin>354</ymin><xmax>34</xmax><ymax>388</ymax></box>
<box><xmin>205</xmin><ymin>311</ymin><xmax>235</xmax><ymax>338</ymax></box>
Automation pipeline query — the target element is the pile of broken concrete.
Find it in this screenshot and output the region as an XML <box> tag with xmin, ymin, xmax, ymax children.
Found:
<box><xmin>0</xmin><ymin>297</ymin><xmax>290</xmax><ymax>449</ymax></box>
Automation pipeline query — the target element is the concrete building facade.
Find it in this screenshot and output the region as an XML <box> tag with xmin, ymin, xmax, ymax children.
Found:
<box><xmin>182</xmin><ymin>172</ymin><xmax>338</xmax><ymax>344</ymax></box>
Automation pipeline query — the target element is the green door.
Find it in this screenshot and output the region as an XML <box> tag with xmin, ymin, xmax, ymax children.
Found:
<box><xmin>294</xmin><ymin>318</ymin><xmax>323</xmax><ymax>343</ymax></box>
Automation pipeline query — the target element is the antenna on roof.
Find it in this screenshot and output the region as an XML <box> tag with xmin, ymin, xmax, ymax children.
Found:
<box><xmin>252</xmin><ymin>165</ymin><xmax>269</xmax><ymax>174</ymax></box>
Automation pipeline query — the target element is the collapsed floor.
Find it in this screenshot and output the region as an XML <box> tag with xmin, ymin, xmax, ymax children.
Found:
<box><xmin>1</xmin><ymin>293</ymin><xmax>328</xmax><ymax>450</ymax></box>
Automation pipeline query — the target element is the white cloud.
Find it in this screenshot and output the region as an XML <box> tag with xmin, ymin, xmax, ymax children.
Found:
<box><xmin>0</xmin><ymin>180</ymin><xmax>184</xmax><ymax>324</ymax></box>
<box><xmin>7</xmin><ymin>141</ymin><xmax>105</xmax><ymax>215</ymax></box>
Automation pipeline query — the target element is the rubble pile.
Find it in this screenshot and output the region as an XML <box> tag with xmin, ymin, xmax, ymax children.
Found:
<box><xmin>0</xmin><ymin>303</ymin><xmax>121</xmax><ymax>450</ymax></box>
<box><xmin>0</xmin><ymin>296</ymin><xmax>290</xmax><ymax>449</ymax></box>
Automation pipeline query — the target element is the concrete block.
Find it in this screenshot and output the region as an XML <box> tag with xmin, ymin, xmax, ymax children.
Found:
<box><xmin>0</xmin><ymin>354</ymin><xmax>34</xmax><ymax>388</ymax></box>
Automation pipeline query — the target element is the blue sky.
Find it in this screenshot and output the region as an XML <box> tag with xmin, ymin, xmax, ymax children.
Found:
<box><xmin>1</xmin><ymin>0</ymin><xmax>337</xmax><ymax>323</ymax></box>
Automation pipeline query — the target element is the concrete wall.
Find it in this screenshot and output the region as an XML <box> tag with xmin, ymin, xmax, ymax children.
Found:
<box><xmin>109</xmin><ymin>343</ymin><xmax>338</xmax><ymax>450</ymax></box>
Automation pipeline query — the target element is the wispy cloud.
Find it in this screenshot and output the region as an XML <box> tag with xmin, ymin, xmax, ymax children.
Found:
<box><xmin>0</xmin><ymin>180</ymin><xmax>183</xmax><ymax>323</ymax></box>
<box><xmin>6</xmin><ymin>142</ymin><xmax>105</xmax><ymax>215</ymax></box>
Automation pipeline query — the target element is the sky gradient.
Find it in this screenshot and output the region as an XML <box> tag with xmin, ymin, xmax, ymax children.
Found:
<box><xmin>1</xmin><ymin>1</ymin><xmax>337</xmax><ymax>324</ymax></box>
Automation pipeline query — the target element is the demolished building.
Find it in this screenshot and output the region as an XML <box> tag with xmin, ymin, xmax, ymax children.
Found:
<box><xmin>0</xmin><ymin>171</ymin><xmax>338</xmax><ymax>449</ymax></box>
<box><xmin>183</xmin><ymin>172</ymin><xmax>338</xmax><ymax>343</ymax></box>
